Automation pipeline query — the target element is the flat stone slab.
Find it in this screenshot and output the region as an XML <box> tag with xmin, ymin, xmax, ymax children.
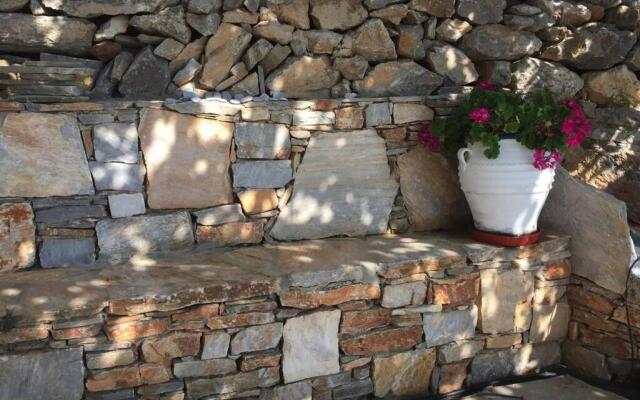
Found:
<box><xmin>271</xmin><ymin>129</ymin><xmax>398</xmax><ymax>240</ymax></box>
<box><xmin>0</xmin><ymin>113</ymin><xmax>94</xmax><ymax>197</ymax></box>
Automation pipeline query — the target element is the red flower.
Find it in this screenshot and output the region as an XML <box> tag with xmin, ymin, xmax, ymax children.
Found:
<box><xmin>533</xmin><ymin>149</ymin><xmax>561</xmax><ymax>170</ymax></box>
<box><xmin>469</xmin><ymin>107</ymin><xmax>491</xmax><ymax>124</ymax></box>
<box><xmin>561</xmin><ymin>100</ymin><xmax>591</xmax><ymax>147</ymax></box>
<box><xmin>478</xmin><ymin>81</ymin><xmax>496</xmax><ymax>90</ymax></box>
<box><xmin>418</xmin><ymin>123</ymin><xmax>441</xmax><ymax>151</ymax></box>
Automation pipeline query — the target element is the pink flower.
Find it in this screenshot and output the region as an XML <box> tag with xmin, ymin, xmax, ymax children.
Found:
<box><xmin>533</xmin><ymin>149</ymin><xmax>561</xmax><ymax>170</ymax></box>
<box><xmin>561</xmin><ymin>102</ymin><xmax>591</xmax><ymax>147</ymax></box>
<box><xmin>478</xmin><ymin>81</ymin><xmax>496</xmax><ymax>90</ymax></box>
<box><xmin>564</xmin><ymin>99</ymin><xmax>579</xmax><ymax>111</ymax></box>
<box><xmin>418</xmin><ymin>123</ymin><xmax>440</xmax><ymax>151</ymax></box>
<box><xmin>469</xmin><ymin>107</ymin><xmax>491</xmax><ymax>124</ymax></box>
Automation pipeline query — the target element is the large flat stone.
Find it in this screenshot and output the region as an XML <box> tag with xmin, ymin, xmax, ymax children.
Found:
<box><xmin>40</xmin><ymin>0</ymin><xmax>174</xmax><ymax>17</ymax></box>
<box><xmin>398</xmin><ymin>147</ymin><xmax>470</xmax><ymax>231</ymax></box>
<box><xmin>283</xmin><ymin>309</ymin><xmax>341</xmax><ymax>383</ymax></box>
<box><xmin>423</xmin><ymin>306</ymin><xmax>477</xmax><ymax>347</ymax></box>
<box><xmin>0</xmin><ymin>203</ymin><xmax>36</xmax><ymax>273</ymax></box>
<box><xmin>271</xmin><ymin>130</ymin><xmax>398</xmax><ymax>240</ymax></box>
<box><xmin>39</xmin><ymin>237</ymin><xmax>96</xmax><ymax>269</ymax></box>
<box><xmin>93</xmin><ymin>122</ymin><xmax>139</xmax><ymax>164</ymax></box>
<box><xmin>353</xmin><ymin>60</ymin><xmax>443</xmax><ymax>97</ymax></box>
<box><xmin>372</xmin><ymin>348</ymin><xmax>435</xmax><ymax>398</ymax></box>
<box><xmin>139</xmin><ymin>108</ymin><xmax>234</xmax><ymax>209</ymax></box>
<box><xmin>0</xmin><ymin>348</ymin><xmax>84</xmax><ymax>400</ymax></box>
<box><xmin>0</xmin><ymin>113</ymin><xmax>94</xmax><ymax>197</ymax></box>
<box><xmin>540</xmin><ymin>167</ymin><xmax>637</xmax><ymax>294</ymax></box>
<box><xmin>266</xmin><ymin>55</ymin><xmax>340</xmax><ymax>98</ymax></box>
<box><xmin>479</xmin><ymin>268</ymin><xmax>534</xmax><ymax>334</ymax></box>
<box><xmin>235</xmin><ymin>123</ymin><xmax>291</xmax><ymax>159</ymax></box>
<box><xmin>96</xmin><ymin>212</ymin><xmax>195</xmax><ymax>262</ymax></box>
<box><xmin>0</xmin><ymin>14</ymin><xmax>95</xmax><ymax>55</ymax></box>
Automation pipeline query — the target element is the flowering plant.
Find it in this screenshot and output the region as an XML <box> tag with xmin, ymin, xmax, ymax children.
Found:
<box><xmin>419</xmin><ymin>83</ymin><xmax>591</xmax><ymax>170</ymax></box>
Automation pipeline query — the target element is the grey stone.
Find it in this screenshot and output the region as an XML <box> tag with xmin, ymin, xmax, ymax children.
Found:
<box><xmin>0</xmin><ymin>348</ymin><xmax>84</xmax><ymax>400</ymax></box>
<box><xmin>188</xmin><ymin>0</ymin><xmax>222</xmax><ymax>14</ymax></box>
<box><xmin>187</xmin><ymin>367</ymin><xmax>280</xmax><ymax>397</ymax></box>
<box><xmin>352</xmin><ymin>19</ymin><xmax>397</xmax><ymax>62</ymax></box>
<box><xmin>93</xmin><ymin>123</ymin><xmax>139</xmax><ymax>164</ymax></box>
<box><xmin>137</xmin><ymin>381</ymin><xmax>184</xmax><ymax>397</ymax></box>
<box><xmin>435</xmin><ymin>18</ymin><xmax>472</xmax><ymax>43</ymax></box>
<box><xmin>193</xmin><ymin>204</ymin><xmax>246</xmax><ymax>226</ymax></box>
<box><xmin>437</xmin><ymin>339</ymin><xmax>484</xmax><ymax>363</ymax></box>
<box><xmin>35</xmin><ymin>205</ymin><xmax>106</xmax><ymax>228</ymax></box>
<box><xmin>95</xmin><ymin>15</ymin><xmax>129</xmax><ymax>41</ymax></box>
<box><xmin>283</xmin><ymin>310</ymin><xmax>340</xmax><ymax>383</ymax></box>
<box><xmin>408</xmin><ymin>0</ymin><xmax>455</xmax><ymax>17</ymax></box>
<box><xmin>310</xmin><ymin>0</ymin><xmax>368</xmax><ymax>30</ymax></box>
<box><xmin>508</xmin><ymin>4</ymin><xmax>542</xmax><ymax>16</ymax></box>
<box><xmin>39</xmin><ymin>238</ymin><xmax>96</xmax><ymax>269</ymax></box>
<box><xmin>40</xmin><ymin>0</ymin><xmax>176</xmax><ymax>17</ymax></box>
<box><xmin>353</xmin><ymin>60</ymin><xmax>443</xmax><ymax>97</ymax></box>
<box><xmin>0</xmin><ymin>14</ymin><xmax>95</xmax><ymax>56</ymax></box>
<box><xmin>118</xmin><ymin>47</ymin><xmax>170</xmax><ymax>99</ymax></box>
<box><xmin>457</xmin><ymin>0</ymin><xmax>506</xmax><ymax>24</ymax></box>
<box><xmin>563</xmin><ymin>341</ymin><xmax>611</xmax><ymax>382</ymax></box>
<box><xmin>511</xmin><ymin>57</ymin><xmax>583</xmax><ymax>98</ymax></box>
<box><xmin>460</xmin><ymin>24</ymin><xmax>542</xmax><ymax>61</ymax></box>
<box><xmin>274</xmin><ymin>381</ymin><xmax>312</xmax><ymax>400</ymax></box>
<box><xmin>381</xmin><ymin>282</ymin><xmax>427</xmax><ymax>308</ymax></box>
<box><xmin>235</xmin><ymin>123</ymin><xmax>291</xmax><ymax>159</ymax></box>
<box><xmin>96</xmin><ymin>212</ymin><xmax>195</xmax><ymax>261</ymax></box>
<box><xmin>0</xmin><ymin>0</ymin><xmax>28</xmax><ymax>11</ymax></box>
<box><xmin>365</xmin><ymin>103</ymin><xmax>392</xmax><ymax>127</ymax></box>
<box><xmin>153</xmin><ymin>38</ymin><xmax>185</xmax><ymax>60</ymax></box>
<box><xmin>187</xmin><ymin>12</ymin><xmax>221</xmax><ymax>36</ymax></box>
<box><xmin>626</xmin><ymin>45</ymin><xmax>640</xmax><ymax>71</ymax></box>
<box><xmin>165</xmin><ymin>99</ymin><xmax>241</xmax><ymax>116</ymax></box>
<box><xmin>78</xmin><ymin>113</ymin><xmax>115</xmax><ymax>125</ymax></box>
<box><xmin>271</xmin><ymin>130</ymin><xmax>397</xmax><ymax>241</ymax></box>
<box><xmin>202</xmin><ymin>331</ymin><xmax>231</xmax><ymax>359</ymax></box>
<box><xmin>108</xmin><ymin>193</ymin><xmax>146</xmax><ymax>218</ymax></box>
<box><xmin>333</xmin><ymin>56</ymin><xmax>369</xmax><ymax>80</ymax></box>
<box><xmin>540</xmin><ymin>167</ymin><xmax>637</xmax><ymax>295</ymax></box>
<box><xmin>476</xmin><ymin>61</ymin><xmax>512</xmax><ymax>87</ymax></box>
<box><xmin>111</xmin><ymin>51</ymin><xmax>134</xmax><ymax>83</ymax></box>
<box><xmin>540</xmin><ymin>23</ymin><xmax>637</xmax><ymax>70</ymax></box>
<box><xmin>425</xmin><ymin>44</ymin><xmax>478</xmax><ymax>85</ymax></box>
<box><xmin>243</xmin><ymin>39</ymin><xmax>274</xmax><ymax>71</ymax></box>
<box><xmin>174</xmin><ymin>358</ymin><xmax>236</xmax><ymax>378</ymax></box>
<box><xmin>261</xmin><ymin>44</ymin><xmax>292</xmax><ymax>75</ymax></box>
<box><xmin>334</xmin><ymin>379</ymin><xmax>374</xmax><ymax>399</ymax></box>
<box><xmin>0</xmin><ymin>113</ymin><xmax>94</xmax><ymax>198</ymax></box>
<box><xmin>170</xmin><ymin>36</ymin><xmax>207</xmax><ymax>74</ymax></box>
<box><xmin>89</xmin><ymin>60</ymin><xmax>116</xmax><ymax>100</ymax></box>
<box><xmin>471</xmin><ymin>348</ymin><xmax>519</xmax><ymax>384</ymax></box>
<box><xmin>231</xmin><ymin>322</ymin><xmax>283</xmax><ymax>354</ymax></box>
<box><xmin>89</xmin><ymin>162</ymin><xmax>146</xmax><ymax>192</ymax></box>
<box><xmin>504</xmin><ymin>14</ymin><xmax>535</xmax><ymax>30</ymax></box>
<box><xmin>232</xmin><ymin>161</ymin><xmax>292</xmax><ymax>189</ymax></box>
<box><xmin>372</xmin><ymin>349</ymin><xmax>434</xmax><ymax>398</ymax></box>
<box><xmin>173</xmin><ymin>58</ymin><xmax>202</xmax><ymax>87</ymax></box>
<box><xmin>423</xmin><ymin>306</ymin><xmax>478</xmax><ymax>347</ymax></box>
<box><xmin>292</xmin><ymin>110</ymin><xmax>335</xmax><ymax>126</ymax></box>
<box><xmin>130</xmin><ymin>6</ymin><xmax>191</xmax><ymax>44</ymax></box>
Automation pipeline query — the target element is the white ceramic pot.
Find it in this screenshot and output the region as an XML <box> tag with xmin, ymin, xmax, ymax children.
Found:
<box><xmin>457</xmin><ymin>138</ymin><xmax>556</xmax><ymax>236</ymax></box>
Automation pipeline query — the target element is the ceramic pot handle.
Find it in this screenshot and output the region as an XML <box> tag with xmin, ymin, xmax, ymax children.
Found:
<box><xmin>458</xmin><ymin>147</ymin><xmax>472</xmax><ymax>173</ymax></box>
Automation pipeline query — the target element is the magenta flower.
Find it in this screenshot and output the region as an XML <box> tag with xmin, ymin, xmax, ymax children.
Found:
<box><xmin>561</xmin><ymin>100</ymin><xmax>591</xmax><ymax>147</ymax></box>
<box><xmin>418</xmin><ymin>123</ymin><xmax>441</xmax><ymax>151</ymax></box>
<box><xmin>563</xmin><ymin>99</ymin><xmax>579</xmax><ymax>111</ymax></box>
<box><xmin>478</xmin><ymin>81</ymin><xmax>496</xmax><ymax>91</ymax></box>
<box><xmin>469</xmin><ymin>107</ymin><xmax>491</xmax><ymax>124</ymax></box>
<box><xmin>533</xmin><ymin>149</ymin><xmax>561</xmax><ymax>170</ymax></box>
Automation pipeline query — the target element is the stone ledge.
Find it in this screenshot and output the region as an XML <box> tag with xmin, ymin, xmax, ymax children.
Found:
<box><xmin>0</xmin><ymin>232</ymin><xmax>568</xmax><ymax>325</ymax></box>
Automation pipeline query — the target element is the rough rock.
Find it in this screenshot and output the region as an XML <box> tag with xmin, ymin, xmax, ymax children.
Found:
<box><xmin>271</xmin><ymin>130</ymin><xmax>397</xmax><ymax>240</ymax></box>
<box><xmin>396</xmin><ymin>24</ymin><xmax>425</xmax><ymax>60</ymax></box>
<box><xmin>397</xmin><ymin>147</ymin><xmax>469</xmax><ymax>231</ymax></box>
<box><xmin>266</xmin><ymin>55</ymin><xmax>340</xmax><ymax>98</ymax></box>
<box><xmin>476</xmin><ymin>61</ymin><xmax>511</xmax><ymax>87</ymax></box>
<box><xmin>111</xmin><ymin>51</ymin><xmax>134</xmax><ymax>82</ymax></box>
<box><xmin>372</xmin><ymin>348</ymin><xmax>436</xmax><ymax>398</ymax></box>
<box><xmin>409</xmin><ymin>0</ymin><xmax>455</xmax><ymax>17</ymax></box>
<box><xmin>436</xmin><ymin>18</ymin><xmax>472</xmax><ymax>43</ymax></box>
<box><xmin>243</xmin><ymin>39</ymin><xmax>274</xmax><ymax>70</ymax></box>
<box><xmin>582</xmin><ymin>65</ymin><xmax>640</xmax><ymax>107</ymax></box>
<box><xmin>341</xmin><ymin>326</ymin><xmax>423</xmax><ymax>356</ymax></box>
<box><xmin>437</xmin><ymin>339</ymin><xmax>485</xmax><ymax>363</ymax></box>
<box><xmin>186</xmin><ymin>12</ymin><xmax>221</xmax><ymax>36</ymax></box>
<box><xmin>170</xmin><ymin>36</ymin><xmax>207</xmax><ymax>74</ymax></box>
<box><xmin>173</xmin><ymin>58</ymin><xmax>202</xmax><ymax>86</ymax></box>
<box><xmin>457</xmin><ymin>0</ymin><xmax>506</xmax><ymax>24</ymax></box>
<box><xmin>174</xmin><ymin>358</ymin><xmax>236</xmax><ymax>378</ymax></box>
<box><xmin>0</xmin><ymin>14</ymin><xmax>95</xmax><ymax>55</ymax></box>
<box><xmin>0</xmin><ymin>113</ymin><xmax>94</xmax><ymax>197</ymax></box>
<box><xmin>200</xmin><ymin>23</ymin><xmax>252</xmax><ymax>89</ymax></box>
<box><xmin>96</xmin><ymin>212</ymin><xmax>195</xmax><ymax>261</ymax></box>
<box><xmin>93</xmin><ymin>122</ymin><xmax>139</xmax><ymax>164</ymax></box>
<box><xmin>529</xmin><ymin>302</ymin><xmax>570</xmax><ymax>343</ymax></box>
<box><xmin>425</xmin><ymin>44</ymin><xmax>478</xmax><ymax>85</ymax></box>
<box><xmin>274</xmin><ymin>381</ymin><xmax>312</xmax><ymax>400</ymax></box>
<box><xmin>563</xmin><ymin>341</ymin><xmax>611</xmax><ymax>381</ymax></box>
<box><xmin>235</xmin><ymin>123</ymin><xmax>291</xmax><ymax>159</ymax></box>
<box><xmin>333</xmin><ymin>56</ymin><xmax>369</xmax><ymax>80</ymax></box>
<box><xmin>108</xmin><ymin>193</ymin><xmax>146</xmax><ymax>218</ymax></box>
<box><xmin>540</xmin><ymin>168</ymin><xmax>637</xmax><ymax>295</ymax></box>
<box><xmin>310</xmin><ymin>0</ymin><xmax>368</xmax><ymax>31</ymax></box>
<box><xmin>202</xmin><ymin>331</ymin><xmax>231</xmax><ymax>359</ymax></box>
<box><xmin>381</xmin><ymin>282</ymin><xmax>427</xmax><ymax>308</ymax></box>
<box><xmin>232</xmin><ymin>160</ymin><xmax>292</xmax><ymax>189</ymax></box>
<box><xmin>187</xmin><ymin>367</ymin><xmax>279</xmax><ymax>397</ymax></box>
<box><xmin>626</xmin><ymin>45</ymin><xmax>640</xmax><ymax>71</ymax></box>
<box><xmin>354</xmin><ymin>60</ymin><xmax>443</xmax><ymax>96</ymax></box>
<box><xmin>129</xmin><ymin>6</ymin><xmax>191</xmax><ymax>44</ymax></box>
<box><xmin>352</xmin><ymin>19</ymin><xmax>397</xmax><ymax>62</ymax></box>
<box><xmin>423</xmin><ymin>306</ymin><xmax>478</xmax><ymax>347</ymax></box>
<box><xmin>479</xmin><ymin>268</ymin><xmax>534</xmax><ymax>334</ymax></box>
<box><xmin>511</xmin><ymin>57</ymin><xmax>583</xmax><ymax>98</ymax></box>
<box><xmin>39</xmin><ymin>237</ymin><xmax>96</xmax><ymax>268</ymax></box>
<box><xmin>393</xmin><ymin>103</ymin><xmax>433</xmax><ymax>124</ymax></box>
<box><xmin>460</xmin><ymin>24</ymin><xmax>542</xmax><ymax>61</ymax></box>
<box><xmin>0</xmin><ymin>348</ymin><xmax>84</xmax><ymax>399</ymax></box>
<box><xmin>154</xmin><ymin>38</ymin><xmax>185</xmax><ymax>61</ymax></box>
<box><xmin>370</xmin><ymin>4</ymin><xmax>409</xmax><ymax>25</ymax></box>
<box><xmin>530</xmin><ymin>0</ymin><xmax>591</xmax><ymax>27</ymax></box>
<box><xmin>139</xmin><ymin>108</ymin><xmax>234</xmax><ymax>209</ymax></box>
<box><xmin>40</xmin><ymin>0</ymin><xmax>175</xmax><ymax>17</ymax></box>
<box><xmin>271</xmin><ymin>0</ymin><xmax>309</xmax><ymax>29</ymax></box>
<box><xmin>231</xmin><ymin>322</ymin><xmax>283</xmax><ymax>354</ymax></box>
<box><xmin>0</xmin><ymin>0</ymin><xmax>28</xmax><ymax>12</ymax></box>
<box><xmin>283</xmin><ymin>310</ymin><xmax>341</xmax><ymax>383</ymax></box>
<box><xmin>540</xmin><ymin>23</ymin><xmax>637</xmax><ymax>70</ymax></box>
<box><xmin>253</xmin><ymin>21</ymin><xmax>295</xmax><ymax>45</ymax></box>
<box><xmin>141</xmin><ymin>331</ymin><xmax>201</xmax><ymax>363</ymax></box>
<box><xmin>196</xmin><ymin>220</ymin><xmax>264</xmax><ymax>246</ymax></box>
<box><xmin>193</xmin><ymin>204</ymin><xmax>246</xmax><ymax>226</ymax></box>
<box><xmin>95</xmin><ymin>15</ymin><xmax>129</xmax><ymax>41</ymax></box>
<box><xmin>0</xmin><ymin>203</ymin><xmax>36</xmax><ymax>272</ymax></box>
<box><xmin>118</xmin><ymin>47</ymin><xmax>170</xmax><ymax>99</ymax></box>
<box><xmin>366</xmin><ymin>102</ymin><xmax>392</xmax><ymax>126</ymax></box>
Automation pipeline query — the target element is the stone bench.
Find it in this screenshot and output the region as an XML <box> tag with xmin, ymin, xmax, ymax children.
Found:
<box><xmin>0</xmin><ymin>232</ymin><xmax>572</xmax><ymax>400</ymax></box>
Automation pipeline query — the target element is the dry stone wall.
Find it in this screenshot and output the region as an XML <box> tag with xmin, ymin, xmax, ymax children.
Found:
<box><xmin>1</xmin><ymin>0</ymin><xmax>640</xmax><ymax>105</ymax></box>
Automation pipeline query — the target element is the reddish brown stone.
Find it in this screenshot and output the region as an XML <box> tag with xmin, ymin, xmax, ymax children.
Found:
<box><xmin>580</xmin><ymin>327</ymin><xmax>630</xmax><ymax>359</ymax></box>
<box><xmin>391</xmin><ymin>313</ymin><xmax>423</xmax><ymax>327</ymax></box>
<box><xmin>172</xmin><ymin>304</ymin><xmax>221</xmax><ymax>321</ymax></box>
<box><xmin>38</xmin><ymin>102</ymin><xmax>104</xmax><ymax>112</ymax></box>
<box><xmin>105</xmin><ymin>319</ymin><xmax>169</xmax><ymax>342</ymax></box>
<box><xmin>540</xmin><ymin>259</ymin><xmax>571</xmax><ymax>280</ymax></box>
<box><xmin>141</xmin><ymin>331</ymin><xmax>202</xmax><ymax>363</ymax></box>
<box><xmin>341</xmin><ymin>308</ymin><xmax>391</xmax><ymax>335</ymax></box>
<box><xmin>429</xmin><ymin>274</ymin><xmax>479</xmax><ymax>305</ymax></box>
<box><xmin>280</xmin><ymin>284</ymin><xmax>381</xmax><ymax>309</ymax></box>
<box><xmin>38</xmin><ymin>227</ymin><xmax>95</xmax><ymax>237</ymax></box>
<box><xmin>335</xmin><ymin>107</ymin><xmax>364</xmax><ymax>129</ymax></box>
<box><xmin>86</xmin><ymin>365</ymin><xmax>142</xmax><ymax>392</ymax></box>
<box><xmin>572</xmin><ymin>307</ymin><xmax>618</xmax><ymax>333</ymax></box>
<box><xmin>52</xmin><ymin>324</ymin><xmax>101</xmax><ymax>340</ymax></box>
<box><xmin>381</xmin><ymin>127</ymin><xmax>407</xmax><ymax>141</ymax></box>
<box><xmin>237</xmin><ymin>189</ymin><xmax>278</xmax><ymax>214</ymax></box>
<box><xmin>81</xmin><ymin>129</ymin><xmax>94</xmax><ymax>159</ymax></box>
<box><xmin>313</xmin><ymin>99</ymin><xmax>340</xmax><ymax>111</ymax></box>
<box><xmin>0</xmin><ymin>102</ymin><xmax>23</xmax><ymax>111</ymax></box>
<box><xmin>585</xmin><ymin>4</ymin><xmax>604</xmax><ymax>20</ymax></box>
<box><xmin>140</xmin><ymin>363</ymin><xmax>173</xmax><ymax>385</ymax></box>
<box><xmin>91</xmin><ymin>41</ymin><xmax>122</xmax><ymax>61</ymax></box>
<box><xmin>341</xmin><ymin>357</ymin><xmax>371</xmax><ymax>371</ymax></box>
<box><xmin>568</xmin><ymin>286</ymin><xmax>616</xmax><ymax>316</ymax></box>
<box><xmin>240</xmin><ymin>352</ymin><xmax>282</xmax><ymax>371</ymax></box>
<box><xmin>439</xmin><ymin>360</ymin><xmax>469</xmax><ymax>394</ymax></box>
<box><xmin>225</xmin><ymin>300</ymin><xmax>277</xmax><ymax>314</ymax></box>
<box><xmin>0</xmin><ymin>325</ymin><xmax>49</xmax><ymax>345</ymax></box>
<box><xmin>612</xmin><ymin>305</ymin><xmax>640</xmax><ymax>329</ymax></box>
<box><xmin>0</xmin><ymin>202</ymin><xmax>36</xmax><ymax>272</ymax></box>
<box><xmin>207</xmin><ymin>312</ymin><xmax>275</xmax><ymax>329</ymax></box>
<box><xmin>485</xmin><ymin>334</ymin><xmax>522</xmax><ymax>349</ymax></box>
<box><xmin>105</xmin><ymin>315</ymin><xmax>144</xmax><ymax>326</ymax></box>
<box><xmin>169</xmin><ymin>320</ymin><xmax>205</xmax><ymax>331</ymax></box>
<box><xmin>338</xmin><ymin>300</ymin><xmax>370</xmax><ymax>311</ymax></box>
<box><xmin>196</xmin><ymin>221</ymin><xmax>264</xmax><ymax>247</ymax></box>
<box><xmin>340</xmin><ymin>326</ymin><xmax>423</xmax><ymax>356</ymax></box>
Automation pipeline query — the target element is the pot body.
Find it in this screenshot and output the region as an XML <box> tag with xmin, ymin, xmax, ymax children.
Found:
<box><xmin>457</xmin><ymin>139</ymin><xmax>555</xmax><ymax>236</ymax></box>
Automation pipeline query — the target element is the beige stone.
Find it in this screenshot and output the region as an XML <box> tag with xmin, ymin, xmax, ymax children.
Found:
<box><xmin>310</xmin><ymin>0</ymin><xmax>368</xmax><ymax>30</ymax></box>
<box><xmin>200</xmin><ymin>23</ymin><xmax>252</xmax><ymax>89</ymax></box>
<box><xmin>266</xmin><ymin>55</ymin><xmax>340</xmax><ymax>98</ymax></box>
<box><xmin>352</xmin><ymin>19</ymin><xmax>397</xmax><ymax>62</ymax></box>
<box><xmin>479</xmin><ymin>268</ymin><xmax>534</xmax><ymax>334</ymax></box>
<box><xmin>0</xmin><ymin>203</ymin><xmax>36</xmax><ymax>272</ymax></box>
<box><xmin>372</xmin><ymin>348</ymin><xmax>436</xmax><ymax>398</ymax></box>
<box><xmin>139</xmin><ymin>108</ymin><xmax>233</xmax><ymax>209</ymax></box>
<box><xmin>196</xmin><ymin>221</ymin><xmax>264</xmax><ymax>247</ymax></box>
<box><xmin>252</xmin><ymin>21</ymin><xmax>294</xmax><ymax>45</ymax></box>
<box><xmin>426</xmin><ymin>44</ymin><xmax>479</xmax><ymax>85</ymax></box>
<box><xmin>272</xmin><ymin>0</ymin><xmax>310</xmax><ymax>29</ymax></box>
<box><xmin>238</xmin><ymin>189</ymin><xmax>279</xmax><ymax>214</ymax></box>
<box><xmin>529</xmin><ymin>302</ymin><xmax>570</xmax><ymax>343</ymax></box>
<box><xmin>583</xmin><ymin>65</ymin><xmax>640</xmax><ymax>107</ymax></box>
<box><xmin>393</xmin><ymin>103</ymin><xmax>434</xmax><ymax>124</ymax></box>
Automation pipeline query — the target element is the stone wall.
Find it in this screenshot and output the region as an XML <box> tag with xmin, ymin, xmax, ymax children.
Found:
<box><xmin>0</xmin><ymin>0</ymin><xmax>639</xmax><ymax>105</ymax></box>
<box><xmin>0</xmin><ymin>234</ymin><xmax>572</xmax><ymax>399</ymax></box>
